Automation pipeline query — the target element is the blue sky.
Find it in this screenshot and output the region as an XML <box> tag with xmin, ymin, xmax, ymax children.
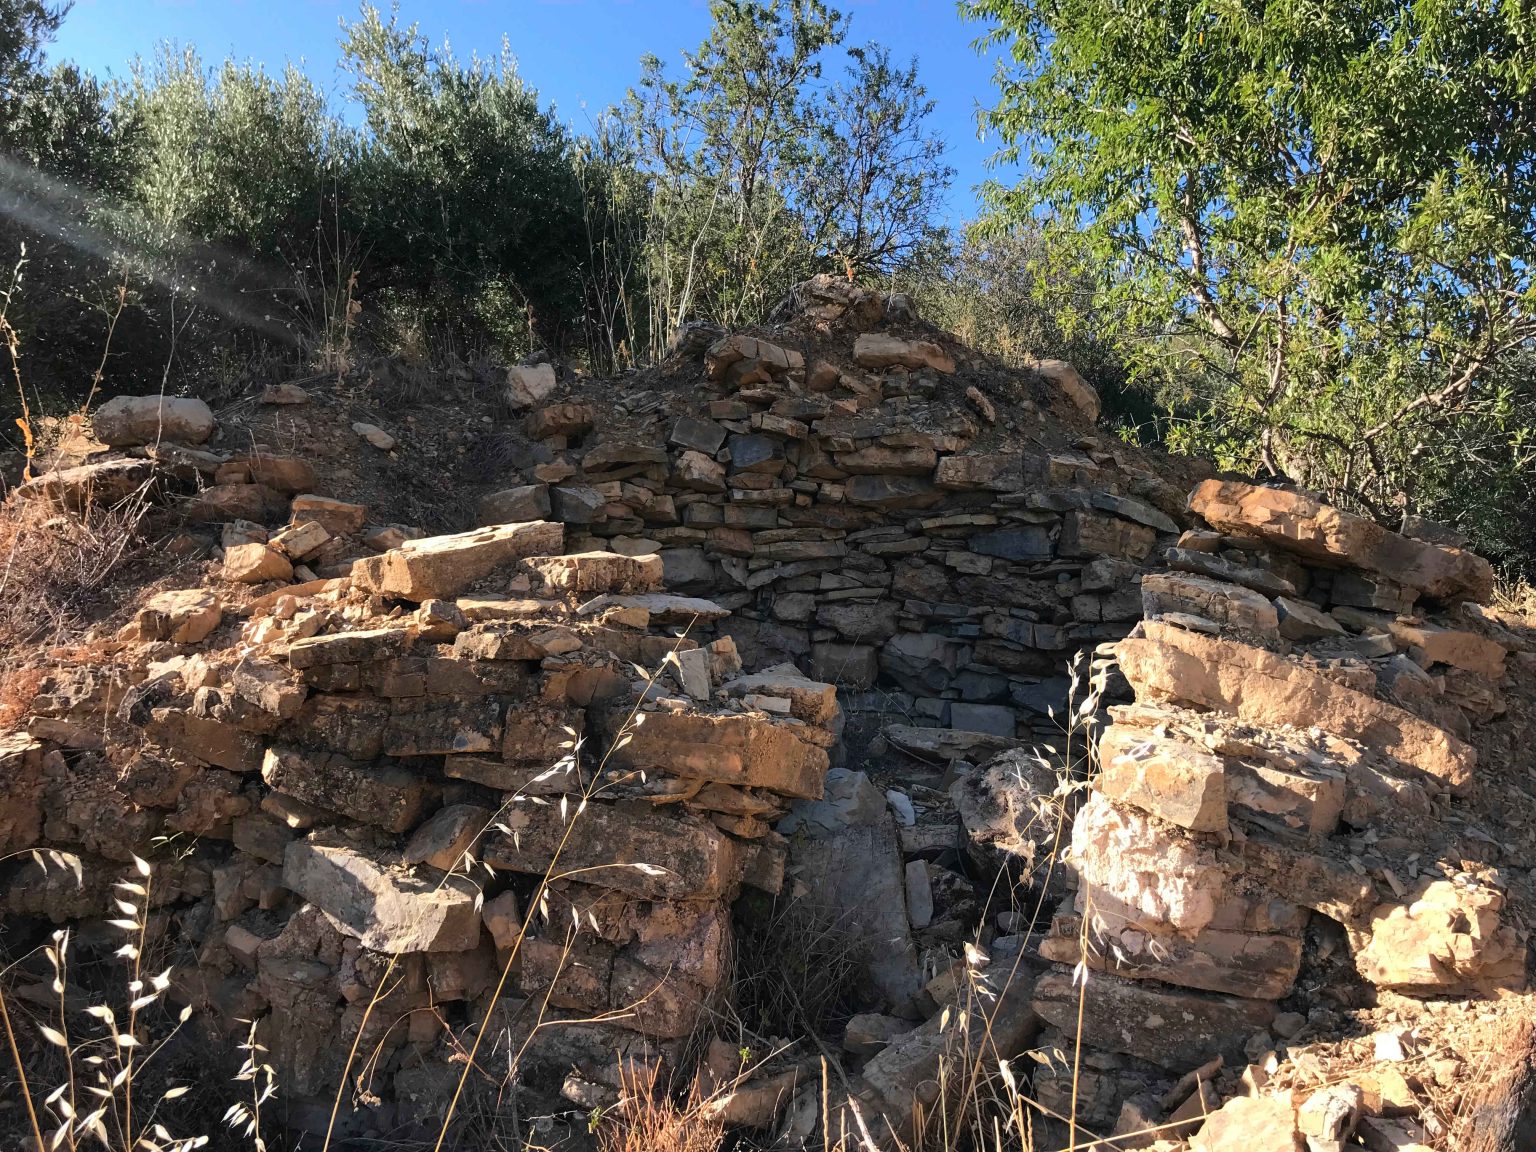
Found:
<box><xmin>48</xmin><ymin>0</ymin><xmax>1018</xmax><ymax>223</ymax></box>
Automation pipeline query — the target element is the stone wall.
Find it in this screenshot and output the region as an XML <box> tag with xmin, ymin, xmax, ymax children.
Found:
<box><xmin>1</xmin><ymin>276</ymin><xmax>1530</xmax><ymax>1149</ymax></box>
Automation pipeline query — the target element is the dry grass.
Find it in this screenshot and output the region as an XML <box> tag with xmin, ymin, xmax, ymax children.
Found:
<box><xmin>732</xmin><ymin>897</ymin><xmax>865</xmax><ymax>1043</ymax></box>
<box><xmin>594</xmin><ymin>1063</ymin><xmax>726</xmax><ymax>1152</ymax></box>
<box><xmin>0</xmin><ymin>490</ymin><xmax>156</xmax><ymax>650</ymax></box>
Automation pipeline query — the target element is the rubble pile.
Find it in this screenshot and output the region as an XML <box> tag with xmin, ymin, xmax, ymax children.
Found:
<box><xmin>1</xmin><ymin>276</ymin><xmax>1533</xmax><ymax>1150</ymax></box>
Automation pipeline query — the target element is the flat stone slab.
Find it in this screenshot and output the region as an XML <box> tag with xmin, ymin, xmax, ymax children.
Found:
<box><xmin>481</xmin><ymin>801</ymin><xmax>740</xmax><ymax>901</ymax></box>
<box><xmin>885</xmin><ymin>724</ymin><xmax>1017</xmax><ymax>763</ymax></box>
<box><xmin>1119</xmin><ymin>621</ymin><xmax>1475</xmax><ymax>792</ymax></box>
<box><xmin>1033</xmin><ymin>968</ymin><xmax>1275</xmax><ymax>1069</ymax></box>
<box><xmin>283</xmin><ymin>836</ymin><xmax>480</xmax><ymax>953</ymax></box>
<box><xmin>611</xmin><ymin>711</ymin><xmax>829</xmax><ymax>799</ymax></box>
<box><xmin>1189</xmin><ymin>478</ymin><xmax>1492</xmax><ymax>603</ymax></box>
<box><xmin>351</xmin><ymin>520</ymin><xmax>565</xmax><ymax>601</ymax></box>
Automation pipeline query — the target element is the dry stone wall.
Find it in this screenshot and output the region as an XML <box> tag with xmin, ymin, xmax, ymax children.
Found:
<box><xmin>1</xmin><ymin>275</ymin><xmax>1531</xmax><ymax>1150</ymax></box>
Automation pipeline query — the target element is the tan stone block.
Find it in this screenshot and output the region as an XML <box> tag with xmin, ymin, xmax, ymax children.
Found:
<box><xmin>1118</xmin><ymin>621</ymin><xmax>1476</xmax><ymax>791</ymax></box>
<box><xmin>352</xmin><ymin>520</ymin><xmax>565</xmax><ymax>601</ymax></box>
<box><xmin>1189</xmin><ymin>479</ymin><xmax>1492</xmax><ymax>603</ymax></box>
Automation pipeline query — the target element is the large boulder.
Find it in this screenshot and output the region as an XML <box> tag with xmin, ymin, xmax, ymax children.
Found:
<box><xmin>93</xmin><ymin>395</ymin><xmax>215</xmax><ymax>446</ymax></box>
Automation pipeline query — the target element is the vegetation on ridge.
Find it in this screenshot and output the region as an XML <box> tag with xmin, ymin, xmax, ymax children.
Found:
<box><xmin>3</xmin><ymin>0</ymin><xmax>1536</xmax><ymax>569</ymax></box>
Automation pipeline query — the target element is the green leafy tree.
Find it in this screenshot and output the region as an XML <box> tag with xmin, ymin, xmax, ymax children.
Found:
<box><xmin>625</xmin><ymin>0</ymin><xmax>844</xmax><ymax>344</ymax></box>
<box><xmin>968</xmin><ymin>0</ymin><xmax>1536</xmax><ymax>549</ymax></box>
<box><xmin>339</xmin><ymin>2</ymin><xmax>585</xmax><ymax>356</ymax></box>
<box><xmin>803</xmin><ymin>44</ymin><xmax>952</xmax><ymax>277</ymax></box>
<box><xmin>121</xmin><ymin>46</ymin><xmax>341</xmax><ymax>260</ymax></box>
<box><xmin>624</xmin><ymin>0</ymin><xmax>950</xmax><ymax>352</ymax></box>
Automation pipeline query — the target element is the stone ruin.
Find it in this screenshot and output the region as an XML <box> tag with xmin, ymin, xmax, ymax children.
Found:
<box><xmin>1</xmin><ymin>274</ymin><xmax>1532</xmax><ymax>1149</ymax></box>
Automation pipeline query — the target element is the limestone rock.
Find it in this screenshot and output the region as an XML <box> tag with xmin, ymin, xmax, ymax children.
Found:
<box><xmin>934</xmin><ymin>453</ymin><xmax>1025</xmax><ymax>492</ymax></box>
<box><xmin>1189</xmin><ymin>479</ymin><xmax>1493</xmax><ymax>603</ymax></box>
<box><xmin>851</xmin><ymin>967</ymin><xmax>1038</xmax><ymax>1144</ymax></box>
<box><xmin>1096</xmin><ymin>724</ymin><xmax>1228</xmax><ymax>833</ymax></box>
<box><xmin>1349</xmin><ymin>878</ymin><xmax>1526</xmax><ymax>996</ymax></box>
<box><xmin>610</xmin><ymin>711</ymin><xmax>829</xmax><ymax>798</ymax></box>
<box><xmin>853</xmin><ymin>333</ymin><xmax>955</xmax><ymax>373</ymax></box>
<box><xmin>721</xmin><ymin>664</ymin><xmax>839</xmax><ymax>727</ymax></box>
<box><xmin>482</xmin><ymin>802</ymin><xmax>740</xmax><ymax>901</ymax></box>
<box><xmin>0</xmin><ymin>735</ymin><xmax>45</xmax><ymax>856</ymax></box>
<box><xmin>124</xmin><ymin>588</ymin><xmax>223</xmax><ymax>644</ymax></box>
<box><xmin>244</xmin><ymin>455</ymin><xmax>317</xmax><ymax>493</ymax></box>
<box><xmin>1142</xmin><ymin>571</ymin><xmax>1280</xmax><ymax>641</ymax></box>
<box><xmin>1119</xmin><ymin>621</ymin><xmax>1476</xmax><ymax>792</ymax></box>
<box><xmin>844</xmin><ymin>474</ymin><xmax>943</xmax><ymax>510</ymax></box>
<box><xmin>290</xmin><ymin>494</ymin><xmax>367</xmax><ymax>535</ymax></box>
<box><xmin>477</xmin><ymin>484</ymin><xmax>551</xmax><ymax>526</ymax></box>
<box><xmin>223</xmin><ymin>543</ymin><xmax>293</xmax><ymax>584</ymax></box>
<box><xmin>810</xmin><ymin>641</ymin><xmax>879</xmax><ymax>689</ymax></box>
<box><xmin>93</xmin><ymin>395</ymin><xmax>215</xmax><ymax>446</ymax></box>
<box><xmin>1032</xmin><ymin>969</ymin><xmax>1276</xmax><ymax>1069</ymax></box>
<box><xmin>505</xmin><ymin>362</ymin><xmax>558</xmax><ymax>409</ymax></box>
<box><xmin>352</xmin><ymin>520</ymin><xmax>565</xmax><ymax>601</ymax></box>
<box><xmin>1069</xmin><ymin>792</ymin><xmax>1227</xmax><ymax>936</ymax></box>
<box><xmin>673</xmin><ymin>450</ymin><xmax>726</xmax><ymax>492</ymax></box>
<box><xmin>260</xmin><ymin>746</ymin><xmax>426</xmax><ymax>833</ymax></box>
<box><xmin>1190</xmin><ymin>1093</ymin><xmax>1302</xmax><ymax>1151</ymax></box>
<box><xmin>951</xmin><ymin>749</ymin><xmax>1069</xmax><ymax>879</ymax></box>
<box><xmin>525</xmin><ymin>551</ymin><xmax>663</xmax><ymax>595</ymax></box>
<box><xmin>1031</xmin><ymin>358</ymin><xmax>1101</xmax><ymax>423</ymax></box>
<box><xmin>269</xmin><ymin>520</ymin><xmax>329</xmax><ymax>560</ymax></box>
<box><xmin>403</xmin><ymin>804</ymin><xmax>493</xmax><ymax>871</ymax></box>
<box><xmin>351</xmin><ymin>422</ymin><xmax>396</xmax><ymax>451</ymax></box>
<box><xmin>17</xmin><ymin>458</ymin><xmax>156</xmax><ymax>511</ymax></box>
<box><xmin>283</xmin><ymin>836</ymin><xmax>480</xmax><ymax>953</ymax></box>
<box><xmin>1275</xmin><ymin>596</ymin><xmax>1344</xmax><ymax>641</ymax></box>
<box><xmin>187</xmin><ymin>483</ymin><xmax>286</xmax><ymax>524</ymax></box>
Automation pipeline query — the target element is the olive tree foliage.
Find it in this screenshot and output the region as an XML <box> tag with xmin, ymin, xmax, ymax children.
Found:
<box><xmin>966</xmin><ymin>0</ymin><xmax>1536</xmax><ymax>556</ymax></box>
<box><xmin>621</xmin><ymin>0</ymin><xmax>950</xmax><ymax>358</ymax></box>
<box><xmin>803</xmin><ymin>45</ymin><xmax>953</xmax><ymax>279</ymax></box>
<box><xmin>339</xmin><ymin>3</ymin><xmax>586</xmax><ymax>358</ymax></box>
<box><xmin>0</xmin><ymin>0</ymin><xmax>140</xmax><ymax>397</ymax></box>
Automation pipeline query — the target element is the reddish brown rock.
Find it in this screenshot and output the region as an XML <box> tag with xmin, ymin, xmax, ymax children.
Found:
<box><xmin>609</xmin><ymin>711</ymin><xmax>829</xmax><ymax>798</ymax></box>
<box><xmin>1119</xmin><ymin>621</ymin><xmax>1476</xmax><ymax>792</ymax></box>
<box><xmin>352</xmin><ymin>520</ymin><xmax>565</xmax><ymax>601</ymax></box>
<box><xmin>1189</xmin><ymin>479</ymin><xmax>1493</xmax><ymax>603</ymax></box>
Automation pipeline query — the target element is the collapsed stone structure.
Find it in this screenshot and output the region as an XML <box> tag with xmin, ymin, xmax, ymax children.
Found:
<box><xmin>1</xmin><ymin>275</ymin><xmax>1531</xmax><ymax>1150</ymax></box>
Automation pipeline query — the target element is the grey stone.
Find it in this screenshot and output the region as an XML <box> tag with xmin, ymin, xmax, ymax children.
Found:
<box><xmin>1275</xmin><ymin>596</ymin><xmax>1345</xmax><ymax>641</ymax></box>
<box><xmin>283</xmin><ymin>836</ymin><xmax>481</xmax><ymax>953</ymax></box>
<box><xmin>811</xmin><ymin>642</ymin><xmax>879</xmax><ymax>689</ymax></box>
<box><xmin>659</xmin><ymin>547</ymin><xmax>717</xmax><ymax>594</ymax></box>
<box><xmin>550</xmin><ymin>486</ymin><xmax>606</xmax><ymax>524</ymax></box>
<box><xmin>904</xmin><ymin>860</ymin><xmax>934</xmax><ymax>930</ymax></box>
<box><xmin>880</xmin><ymin>632</ymin><xmax>970</xmax><ymax>695</ymax></box>
<box><xmin>949</xmin><ymin>702</ymin><xmax>1017</xmax><ymax>740</ymax></box>
<box><xmin>968</xmin><ymin>526</ymin><xmax>1054</xmax><ymax>562</ymax></box>
<box><xmin>727</xmin><ymin>433</ymin><xmax>785</xmax><ymax>474</ymax></box>
<box><xmin>669</xmin><ymin>416</ymin><xmax>727</xmax><ymax>455</ymax></box>
<box><xmin>93</xmin><ymin>394</ymin><xmax>215</xmax><ymax>446</ymax></box>
<box><xmin>477</xmin><ymin>484</ymin><xmax>551</xmax><ymax>526</ymax></box>
<box><xmin>1167</xmin><ymin>547</ymin><xmax>1297</xmax><ymax>598</ymax></box>
<box><xmin>844</xmin><ymin>474</ymin><xmax>944</xmax><ymax>510</ymax></box>
<box><xmin>815</xmin><ymin>599</ymin><xmax>899</xmax><ymax>642</ymax></box>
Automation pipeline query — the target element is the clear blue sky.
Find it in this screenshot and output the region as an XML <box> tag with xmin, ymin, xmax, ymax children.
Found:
<box><xmin>48</xmin><ymin>0</ymin><xmax>1018</xmax><ymax>224</ymax></box>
